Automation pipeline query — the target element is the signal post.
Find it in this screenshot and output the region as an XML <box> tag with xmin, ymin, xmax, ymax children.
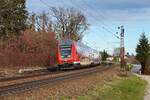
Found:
<box><xmin>118</xmin><ymin>26</ymin><xmax>126</xmax><ymax>73</ymax></box>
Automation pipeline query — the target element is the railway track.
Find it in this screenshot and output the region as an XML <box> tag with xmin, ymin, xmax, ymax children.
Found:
<box><xmin>0</xmin><ymin>65</ymin><xmax>112</xmax><ymax>97</ymax></box>
<box><xmin>0</xmin><ymin>67</ymin><xmax>59</xmax><ymax>82</ymax></box>
<box><xmin>0</xmin><ymin>64</ymin><xmax>99</xmax><ymax>83</ymax></box>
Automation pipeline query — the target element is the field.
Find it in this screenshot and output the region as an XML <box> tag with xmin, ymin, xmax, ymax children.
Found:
<box><xmin>76</xmin><ymin>75</ymin><xmax>147</xmax><ymax>100</ymax></box>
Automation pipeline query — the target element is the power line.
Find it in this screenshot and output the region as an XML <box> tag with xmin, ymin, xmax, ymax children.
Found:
<box><xmin>81</xmin><ymin>0</ymin><xmax>116</xmax><ymax>31</ymax></box>
<box><xmin>84</xmin><ymin>29</ymin><xmax>118</xmax><ymax>52</ymax></box>
<box><xmin>102</xmin><ymin>27</ymin><xmax>120</xmax><ymax>39</ymax></box>
<box><xmin>69</xmin><ymin>0</ymin><xmax>118</xmax><ymax>40</ymax></box>
<box><xmin>39</xmin><ymin>0</ymin><xmax>53</xmax><ymax>9</ymax></box>
<box><xmin>40</xmin><ymin>0</ymin><xmax>116</xmax><ymax>36</ymax></box>
<box><xmin>70</xmin><ymin>0</ymin><xmax>115</xmax><ymax>32</ymax></box>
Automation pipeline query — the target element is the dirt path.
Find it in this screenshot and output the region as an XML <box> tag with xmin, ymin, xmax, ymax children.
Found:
<box><xmin>136</xmin><ymin>74</ymin><xmax>150</xmax><ymax>100</ymax></box>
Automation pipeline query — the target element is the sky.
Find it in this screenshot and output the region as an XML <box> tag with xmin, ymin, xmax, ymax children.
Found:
<box><xmin>26</xmin><ymin>0</ymin><xmax>150</xmax><ymax>55</ymax></box>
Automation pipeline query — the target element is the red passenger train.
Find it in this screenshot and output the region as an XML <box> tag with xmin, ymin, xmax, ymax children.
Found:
<box><xmin>57</xmin><ymin>39</ymin><xmax>101</xmax><ymax>68</ymax></box>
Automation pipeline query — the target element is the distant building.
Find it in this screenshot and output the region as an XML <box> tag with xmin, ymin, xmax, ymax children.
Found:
<box><xmin>106</xmin><ymin>57</ymin><xmax>114</xmax><ymax>61</ymax></box>
<box><xmin>113</xmin><ymin>48</ymin><xmax>120</xmax><ymax>57</ymax></box>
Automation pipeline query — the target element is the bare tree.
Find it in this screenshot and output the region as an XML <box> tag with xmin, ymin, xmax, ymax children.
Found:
<box><xmin>27</xmin><ymin>13</ymin><xmax>36</xmax><ymax>31</ymax></box>
<box><xmin>51</xmin><ymin>7</ymin><xmax>89</xmax><ymax>41</ymax></box>
<box><xmin>27</xmin><ymin>12</ymin><xmax>52</xmax><ymax>32</ymax></box>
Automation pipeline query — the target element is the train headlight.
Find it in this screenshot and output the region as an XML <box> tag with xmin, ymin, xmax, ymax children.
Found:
<box><xmin>68</xmin><ymin>55</ymin><xmax>71</xmax><ymax>57</ymax></box>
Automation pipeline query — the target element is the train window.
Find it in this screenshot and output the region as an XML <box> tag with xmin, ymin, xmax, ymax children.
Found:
<box><xmin>60</xmin><ymin>46</ymin><xmax>72</xmax><ymax>58</ymax></box>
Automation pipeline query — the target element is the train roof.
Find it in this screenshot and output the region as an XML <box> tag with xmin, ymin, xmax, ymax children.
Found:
<box><xmin>59</xmin><ymin>39</ymin><xmax>73</xmax><ymax>46</ymax></box>
<box><xmin>59</xmin><ymin>39</ymin><xmax>99</xmax><ymax>53</ymax></box>
<box><xmin>77</xmin><ymin>41</ymin><xmax>99</xmax><ymax>53</ymax></box>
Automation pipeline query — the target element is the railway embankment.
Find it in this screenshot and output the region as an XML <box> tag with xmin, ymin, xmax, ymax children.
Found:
<box><xmin>1</xmin><ymin>66</ymin><xmax>116</xmax><ymax>100</ymax></box>
<box><xmin>1</xmin><ymin>66</ymin><xmax>147</xmax><ymax>100</ymax></box>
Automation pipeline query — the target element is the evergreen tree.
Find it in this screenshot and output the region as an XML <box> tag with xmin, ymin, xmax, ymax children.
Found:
<box><xmin>101</xmin><ymin>50</ymin><xmax>109</xmax><ymax>61</ymax></box>
<box><xmin>0</xmin><ymin>0</ymin><xmax>28</xmax><ymax>37</ymax></box>
<box><xmin>136</xmin><ymin>33</ymin><xmax>150</xmax><ymax>74</ymax></box>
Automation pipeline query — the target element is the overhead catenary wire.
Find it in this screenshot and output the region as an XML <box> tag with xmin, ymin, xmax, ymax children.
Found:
<box><xmin>81</xmin><ymin>0</ymin><xmax>120</xmax><ymax>39</ymax></box>
<box><xmin>40</xmin><ymin>0</ymin><xmax>115</xmax><ymax>36</ymax></box>
<box><xmin>69</xmin><ymin>0</ymin><xmax>119</xmax><ymax>40</ymax></box>
<box><xmin>102</xmin><ymin>27</ymin><xmax>120</xmax><ymax>39</ymax></box>
<box><xmin>81</xmin><ymin>0</ymin><xmax>116</xmax><ymax>31</ymax></box>
<box><xmin>40</xmin><ymin>0</ymin><xmax>116</xmax><ymax>38</ymax></box>
<box><xmin>40</xmin><ymin>0</ymin><xmax>52</xmax><ymax>8</ymax></box>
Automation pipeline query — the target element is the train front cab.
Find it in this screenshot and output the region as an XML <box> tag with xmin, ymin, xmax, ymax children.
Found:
<box><xmin>57</xmin><ymin>40</ymin><xmax>80</xmax><ymax>69</ymax></box>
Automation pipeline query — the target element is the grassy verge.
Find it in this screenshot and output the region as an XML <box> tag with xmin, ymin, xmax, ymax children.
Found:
<box><xmin>60</xmin><ymin>75</ymin><xmax>147</xmax><ymax>100</ymax></box>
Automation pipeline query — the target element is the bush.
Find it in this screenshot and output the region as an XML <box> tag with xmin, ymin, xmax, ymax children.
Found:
<box><xmin>0</xmin><ymin>30</ymin><xmax>57</xmax><ymax>68</ymax></box>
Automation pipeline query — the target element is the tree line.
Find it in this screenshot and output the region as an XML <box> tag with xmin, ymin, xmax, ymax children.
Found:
<box><xmin>0</xmin><ymin>0</ymin><xmax>88</xmax><ymax>68</ymax></box>
<box><xmin>0</xmin><ymin>0</ymin><xmax>88</xmax><ymax>41</ymax></box>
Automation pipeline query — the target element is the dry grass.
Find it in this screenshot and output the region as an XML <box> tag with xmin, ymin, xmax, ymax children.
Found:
<box><xmin>0</xmin><ymin>30</ymin><xmax>57</xmax><ymax>69</ymax></box>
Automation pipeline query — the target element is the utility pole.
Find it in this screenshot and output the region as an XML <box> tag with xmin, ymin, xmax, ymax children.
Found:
<box><xmin>118</xmin><ymin>26</ymin><xmax>125</xmax><ymax>71</ymax></box>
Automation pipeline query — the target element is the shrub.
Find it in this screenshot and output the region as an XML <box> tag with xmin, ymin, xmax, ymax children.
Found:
<box><xmin>0</xmin><ymin>30</ymin><xmax>57</xmax><ymax>68</ymax></box>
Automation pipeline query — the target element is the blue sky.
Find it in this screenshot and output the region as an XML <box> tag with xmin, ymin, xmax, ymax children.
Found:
<box><xmin>26</xmin><ymin>0</ymin><xmax>150</xmax><ymax>55</ymax></box>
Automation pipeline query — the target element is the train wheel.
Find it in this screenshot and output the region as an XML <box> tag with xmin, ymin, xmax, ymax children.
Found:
<box><xmin>57</xmin><ymin>65</ymin><xmax>62</xmax><ymax>71</ymax></box>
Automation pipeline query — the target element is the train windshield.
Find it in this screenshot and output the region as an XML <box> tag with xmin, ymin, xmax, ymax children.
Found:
<box><xmin>60</xmin><ymin>46</ymin><xmax>72</xmax><ymax>58</ymax></box>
